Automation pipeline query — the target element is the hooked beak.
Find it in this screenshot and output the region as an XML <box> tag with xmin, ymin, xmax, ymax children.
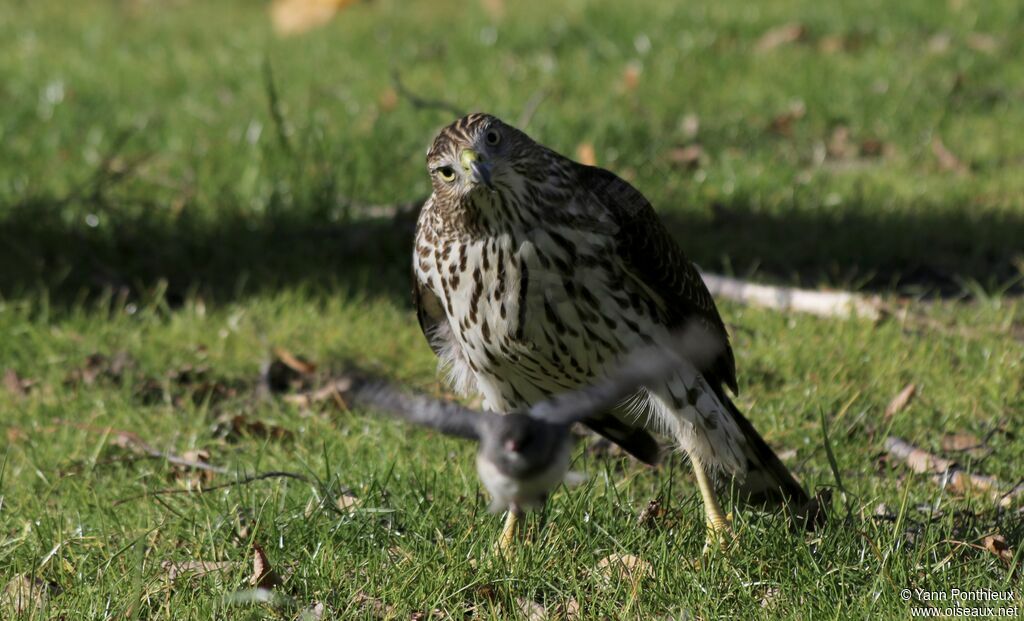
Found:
<box><xmin>460</xmin><ymin>149</ymin><xmax>494</xmax><ymax>189</ymax></box>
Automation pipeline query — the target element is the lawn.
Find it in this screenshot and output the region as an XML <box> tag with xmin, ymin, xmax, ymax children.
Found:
<box><xmin>1</xmin><ymin>0</ymin><xmax>1022</xmax><ymax>618</ymax></box>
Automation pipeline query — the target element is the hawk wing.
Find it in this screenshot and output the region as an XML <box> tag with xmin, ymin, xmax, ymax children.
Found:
<box><xmin>577</xmin><ymin>165</ymin><xmax>738</xmax><ymax>394</ymax></box>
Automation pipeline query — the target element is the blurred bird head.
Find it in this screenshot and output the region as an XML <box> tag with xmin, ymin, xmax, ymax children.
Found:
<box><xmin>480</xmin><ymin>412</ymin><xmax>564</xmax><ymax>478</ymax></box>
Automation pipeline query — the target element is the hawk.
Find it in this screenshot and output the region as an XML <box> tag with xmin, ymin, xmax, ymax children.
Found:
<box><xmin>412</xmin><ymin>112</ymin><xmax>807</xmax><ymax>549</ymax></box>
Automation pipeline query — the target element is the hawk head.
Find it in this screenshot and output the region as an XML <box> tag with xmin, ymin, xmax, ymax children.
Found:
<box><xmin>425</xmin><ymin>113</ymin><xmax>547</xmax><ymax>217</ymax></box>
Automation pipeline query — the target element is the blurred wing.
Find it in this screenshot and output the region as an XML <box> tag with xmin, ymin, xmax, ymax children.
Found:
<box><xmin>577</xmin><ymin>165</ymin><xmax>738</xmax><ymax>394</ymax></box>
<box><xmin>530</xmin><ymin>343</ymin><xmax>682</xmax><ymax>425</ymax></box>
<box><xmin>349</xmin><ymin>378</ymin><xmax>484</xmax><ymax>441</ymax></box>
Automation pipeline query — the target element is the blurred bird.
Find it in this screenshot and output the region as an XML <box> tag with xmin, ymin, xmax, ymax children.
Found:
<box><xmin>413</xmin><ymin>113</ymin><xmax>807</xmax><ymax>551</ymax></box>
<box><xmin>346</xmin><ymin>336</ymin><xmax>704</xmax><ymax>550</ymax></box>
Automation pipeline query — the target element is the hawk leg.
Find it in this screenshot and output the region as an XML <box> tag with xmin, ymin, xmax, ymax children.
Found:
<box><xmin>496</xmin><ymin>505</ymin><xmax>524</xmax><ymax>555</ymax></box>
<box><xmin>692</xmin><ymin>457</ymin><xmax>734</xmax><ymax>552</ymax></box>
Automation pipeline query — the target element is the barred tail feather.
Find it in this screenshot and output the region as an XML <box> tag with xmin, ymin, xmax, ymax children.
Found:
<box><xmin>723</xmin><ymin>394</ymin><xmax>808</xmax><ymax>508</ymax></box>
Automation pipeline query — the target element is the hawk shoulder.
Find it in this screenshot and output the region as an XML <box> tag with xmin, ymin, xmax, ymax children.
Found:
<box><xmin>575</xmin><ymin>165</ymin><xmax>738</xmax><ymax>394</ymax></box>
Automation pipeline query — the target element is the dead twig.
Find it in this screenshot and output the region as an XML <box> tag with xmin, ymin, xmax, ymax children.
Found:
<box><xmin>390</xmin><ymin>70</ymin><xmax>464</xmax><ymax>117</ymax></box>
<box><xmin>52</xmin><ymin>419</ymin><xmax>227</xmax><ymax>474</ymax></box>
<box><xmin>113</xmin><ymin>471</ymin><xmax>312</xmax><ymax>506</ymax></box>
<box><xmin>884</xmin><ymin>436</ymin><xmax>1024</xmax><ymax>507</ymax></box>
<box><xmin>700</xmin><ymin>272</ymin><xmax>884</xmax><ymax>320</ymax></box>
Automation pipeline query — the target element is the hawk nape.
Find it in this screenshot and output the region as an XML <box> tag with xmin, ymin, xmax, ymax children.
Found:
<box><xmin>413</xmin><ymin>112</ymin><xmax>807</xmax><ymax>551</ymax></box>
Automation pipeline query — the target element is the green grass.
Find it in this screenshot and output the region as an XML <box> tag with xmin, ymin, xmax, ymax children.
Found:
<box><xmin>1</xmin><ymin>0</ymin><xmax>1023</xmax><ymax>618</ymax></box>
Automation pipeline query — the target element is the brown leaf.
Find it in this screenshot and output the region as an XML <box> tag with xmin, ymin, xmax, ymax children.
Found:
<box><xmin>272</xmin><ymin>347</ymin><xmax>317</xmax><ymax>375</ymax></box>
<box><xmin>3</xmin><ymin>368</ymin><xmax>33</xmax><ymax>397</ymax></box>
<box><xmin>596</xmin><ymin>553</ymin><xmax>653</xmax><ymax>583</ymax></box>
<box><xmin>667</xmin><ymin>144</ymin><xmax>704</xmax><ymax>170</ymax></box>
<box><xmin>883</xmin><ymin>383</ymin><xmax>917</xmax><ymax>420</ymax></box>
<box><xmin>941</xmin><ymin>432</ymin><xmax>983</xmax><ymax>453</ymax></box>
<box><xmin>378</xmin><ymin>87</ymin><xmax>399</xmax><ymax>112</ymax></box>
<box><xmin>755</xmin><ymin>23</ymin><xmax>806</xmax><ymax>52</ymax></box>
<box><xmin>65</xmin><ymin>351</ymin><xmax>135</xmax><ymax>387</ymax></box>
<box><xmin>966</xmin><ymin>33</ymin><xmax>998</xmax><ymax>55</ymax></box>
<box><xmin>767</xmin><ymin>100</ymin><xmax>806</xmax><ymax>136</ymax></box>
<box><xmin>982</xmin><ymin>534</ymin><xmax>1013</xmax><ymax>567</ymax></box>
<box><xmin>932</xmin><ymin>137</ymin><xmax>968</xmax><ymax>174</ymax></box>
<box><xmin>826</xmin><ymin>126</ymin><xmax>852</xmax><ymax>159</ymax></box>
<box><xmin>513</xmin><ymin>597</ymin><xmax>549</xmax><ymax>621</ymax></box>
<box><xmin>250</xmin><ymin>543</ymin><xmax>283</xmax><ymax>589</ymax></box>
<box><xmin>818</xmin><ymin>34</ymin><xmax>845</xmax><ymax>54</ymax></box>
<box><xmin>637</xmin><ymin>497</ymin><xmax>665</xmax><ymax>528</ymax></box>
<box><xmin>353</xmin><ymin>590</ymin><xmax>398</xmax><ymax>618</ymax></box>
<box><xmin>1</xmin><ymin>574</ymin><xmax>59</xmax><ymax>615</ymax></box>
<box><xmin>162</xmin><ymin>559</ymin><xmax>238</xmax><ymax>581</ymax></box>
<box><xmin>336</xmin><ymin>493</ymin><xmax>361</xmax><ymax>513</ymax></box>
<box><xmin>270</xmin><ymin>0</ymin><xmax>357</xmax><ymax>36</ymax></box>
<box><xmin>621</xmin><ymin>61</ymin><xmax>642</xmax><ymax>92</ymax></box>
<box><xmin>576</xmin><ymin>143</ymin><xmax>596</xmax><ymax>166</ymax></box>
<box><xmin>173</xmin><ymin>449</ymin><xmax>216</xmax><ymax>488</ymax></box>
<box><xmin>480</xmin><ymin>0</ymin><xmax>505</xmax><ymax>20</ymax></box>
<box><xmin>216</xmin><ymin>414</ymin><xmax>294</xmax><ymax>442</ymax></box>
<box><xmin>859</xmin><ymin>138</ymin><xmax>886</xmax><ymax>158</ymax></box>
<box><xmin>680</xmin><ymin>113</ymin><xmax>700</xmax><ymax>140</ymax></box>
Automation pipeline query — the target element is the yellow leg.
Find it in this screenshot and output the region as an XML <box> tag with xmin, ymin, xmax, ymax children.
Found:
<box><xmin>496</xmin><ymin>507</ymin><xmax>522</xmax><ymax>555</ymax></box>
<box><xmin>692</xmin><ymin>458</ymin><xmax>733</xmax><ymax>552</ymax></box>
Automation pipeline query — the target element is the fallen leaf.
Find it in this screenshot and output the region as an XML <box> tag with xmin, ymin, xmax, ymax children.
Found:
<box><xmin>927</xmin><ymin>33</ymin><xmax>952</xmax><ymax>54</ymax></box>
<box><xmin>859</xmin><ymin>138</ymin><xmax>886</xmax><ymax>158</ymax></box>
<box><xmin>3</xmin><ymin>368</ymin><xmax>33</xmax><ymax>397</ymax></box>
<box><xmin>940</xmin><ymin>432</ymin><xmax>987</xmax><ymax>459</ymax></box>
<box><xmin>576</xmin><ymin>143</ymin><xmax>596</xmax><ymax>166</ymax></box>
<box><xmin>304</xmin><ymin>601</ymin><xmax>327</xmax><ymax>620</ymax></box>
<box><xmin>755</xmin><ymin>23</ymin><xmax>806</xmax><ymax>52</ymax></box>
<box><xmin>680</xmin><ymin>113</ymin><xmax>700</xmax><ymax>140</ymax></box>
<box><xmin>982</xmin><ymin>534</ymin><xmax>1013</xmax><ymax>567</ymax></box>
<box><xmin>173</xmin><ymin>449</ymin><xmax>217</xmax><ymax>489</ymax></box>
<box><xmin>966</xmin><ymin>33</ymin><xmax>998</xmax><ymax>54</ymax></box>
<box><xmin>760</xmin><ymin>586</ymin><xmax>781</xmax><ymax>609</ymax></box>
<box><xmin>818</xmin><ymin>34</ymin><xmax>845</xmax><ymax>54</ymax></box>
<box><xmin>932</xmin><ymin>137</ymin><xmax>968</xmax><ymax>174</ymax></box>
<box><xmin>637</xmin><ymin>497</ymin><xmax>666</xmax><ymax>528</ymax></box>
<box><xmin>515</xmin><ymin>597</ymin><xmax>548</xmax><ymax>621</ymax></box>
<box><xmin>251</xmin><ymin>543</ymin><xmax>284</xmax><ymax>589</ymax></box>
<box><xmin>64</xmin><ymin>351</ymin><xmax>135</xmax><ymax>387</ymax></box>
<box><xmin>1</xmin><ymin>574</ymin><xmax>59</xmax><ymax>615</ymax></box>
<box><xmin>337</xmin><ymin>493</ymin><xmax>361</xmax><ymax>513</ymax></box>
<box><xmin>162</xmin><ymin>560</ymin><xmax>238</xmax><ymax>581</ymax></box>
<box><xmin>621</xmin><ymin>61</ymin><xmax>642</xmax><ymax>92</ymax></box>
<box><xmin>270</xmin><ymin>0</ymin><xmax>358</xmax><ymax>36</ymax></box>
<box><xmin>263</xmin><ymin>350</ymin><xmax>316</xmax><ymax>394</ymax></box>
<box><xmin>667</xmin><ymin>144</ymin><xmax>704</xmax><ymax>170</ymax></box>
<box><xmin>353</xmin><ymin>590</ymin><xmax>398</xmax><ymax>618</ymax></box>
<box><xmin>480</xmin><ymin>0</ymin><xmax>504</xmax><ymax>20</ymax></box>
<box><xmin>883</xmin><ymin>383</ymin><xmax>917</xmax><ymax>420</ymax></box>
<box><xmin>767</xmin><ymin>100</ymin><xmax>806</xmax><ymax>136</ymax></box>
<box><xmin>596</xmin><ymin>553</ymin><xmax>653</xmax><ymax>583</ymax></box>
<box><xmin>215</xmin><ymin>414</ymin><xmax>294</xmax><ymax>443</ymax></box>
<box><xmin>826</xmin><ymin>126</ymin><xmax>852</xmax><ymax>159</ymax></box>
<box><xmin>378</xmin><ymin>87</ymin><xmax>399</xmax><ymax>112</ymax></box>
<box><xmin>272</xmin><ymin>347</ymin><xmax>317</xmax><ymax>375</ymax></box>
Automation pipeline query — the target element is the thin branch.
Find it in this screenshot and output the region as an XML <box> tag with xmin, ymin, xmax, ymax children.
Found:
<box><xmin>113</xmin><ymin>471</ymin><xmax>311</xmax><ymax>506</ymax></box>
<box><xmin>700</xmin><ymin>271</ymin><xmax>884</xmax><ymax>320</ymax></box>
<box><xmin>262</xmin><ymin>56</ymin><xmax>293</xmax><ymax>155</ymax></box>
<box><xmin>884</xmin><ymin>436</ymin><xmax>1024</xmax><ymax>507</ymax></box>
<box><xmin>390</xmin><ymin>70</ymin><xmax>464</xmax><ymax>117</ymax></box>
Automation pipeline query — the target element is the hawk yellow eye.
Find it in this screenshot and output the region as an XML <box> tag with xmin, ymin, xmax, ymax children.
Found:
<box><xmin>437</xmin><ymin>166</ymin><xmax>456</xmax><ymax>182</ymax></box>
<box><xmin>485</xmin><ymin>129</ymin><xmax>501</xmax><ymax>146</ymax></box>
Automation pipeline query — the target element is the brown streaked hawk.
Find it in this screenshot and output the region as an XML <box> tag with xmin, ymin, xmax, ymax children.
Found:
<box><xmin>412</xmin><ymin>112</ymin><xmax>806</xmax><ymax>548</ymax></box>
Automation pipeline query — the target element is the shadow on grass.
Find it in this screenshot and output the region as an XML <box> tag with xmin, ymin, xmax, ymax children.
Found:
<box><xmin>0</xmin><ymin>196</ymin><xmax>420</xmax><ymax>308</ymax></box>
<box><xmin>1</xmin><ymin>191</ymin><xmax>1022</xmax><ymax>309</ymax></box>
<box><xmin>665</xmin><ymin>197</ymin><xmax>1024</xmax><ymax>296</ymax></box>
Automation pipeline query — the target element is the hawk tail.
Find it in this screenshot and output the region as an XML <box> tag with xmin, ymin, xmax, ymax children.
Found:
<box><xmin>722</xmin><ymin>394</ymin><xmax>808</xmax><ymax>508</ymax></box>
